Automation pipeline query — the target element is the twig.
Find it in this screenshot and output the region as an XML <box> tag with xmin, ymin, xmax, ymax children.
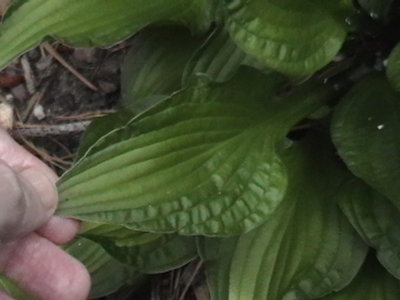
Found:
<box><xmin>20</xmin><ymin>56</ymin><xmax>36</xmax><ymax>94</ymax></box>
<box><xmin>42</xmin><ymin>42</ymin><xmax>99</xmax><ymax>91</ymax></box>
<box><xmin>178</xmin><ymin>260</ymin><xmax>204</xmax><ymax>300</ymax></box>
<box><xmin>12</xmin><ymin>121</ymin><xmax>91</xmax><ymax>137</ymax></box>
<box><xmin>21</xmin><ymin>88</ymin><xmax>45</xmax><ymax>122</ymax></box>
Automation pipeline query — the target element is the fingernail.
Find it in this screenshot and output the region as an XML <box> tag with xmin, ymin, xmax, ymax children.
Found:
<box><xmin>19</xmin><ymin>168</ymin><xmax>58</xmax><ymax>213</ymax></box>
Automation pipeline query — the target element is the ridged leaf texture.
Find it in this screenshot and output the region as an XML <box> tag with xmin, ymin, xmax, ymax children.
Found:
<box><xmin>57</xmin><ymin>68</ymin><xmax>331</xmax><ymax>236</ymax></box>
<box><xmin>198</xmin><ymin>136</ymin><xmax>367</xmax><ymax>300</ymax></box>
<box><xmin>223</xmin><ymin>0</ymin><xmax>348</xmax><ymax>75</ymax></box>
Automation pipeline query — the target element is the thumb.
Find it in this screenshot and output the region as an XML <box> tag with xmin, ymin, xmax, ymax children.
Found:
<box><xmin>0</xmin><ymin>160</ymin><xmax>58</xmax><ymax>244</ymax></box>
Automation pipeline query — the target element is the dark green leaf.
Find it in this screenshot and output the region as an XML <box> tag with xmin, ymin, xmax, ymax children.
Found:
<box><xmin>338</xmin><ymin>179</ymin><xmax>400</xmax><ymax>278</ymax></box>
<box><xmin>183</xmin><ymin>28</ymin><xmax>269</xmax><ymax>84</ymax></box>
<box><xmin>199</xmin><ymin>135</ymin><xmax>368</xmax><ymax>300</ymax></box>
<box><xmin>386</xmin><ymin>43</ymin><xmax>400</xmax><ymax>92</ymax></box>
<box><xmin>121</xmin><ymin>27</ymin><xmax>204</xmax><ymax>113</ymax></box>
<box><xmin>223</xmin><ymin>0</ymin><xmax>348</xmax><ymax>75</ymax></box>
<box><xmin>76</xmin><ymin>110</ymin><xmax>134</xmax><ymax>160</ymax></box>
<box><xmin>81</xmin><ymin>224</ymin><xmax>197</xmax><ymax>274</ymax></box>
<box><xmin>332</xmin><ymin>75</ymin><xmax>400</xmax><ymax>211</ymax></box>
<box><xmin>57</xmin><ymin>68</ymin><xmax>331</xmax><ymax>236</ymax></box>
<box><xmin>64</xmin><ymin>237</ymin><xmax>144</xmax><ymax>299</ymax></box>
<box><xmin>358</xmin><ymin>0</ymin><xmax>393</xmax><ymax>20</ymax></box>
<box><xmin>0</xmin><ymin>0</ymin><xmax>215</xmax><ymax>70</ymax></box>
<box><xmin>322</xmin><ymin>257</ymin><xmax>400</xmax><ymax>300</ymax></box>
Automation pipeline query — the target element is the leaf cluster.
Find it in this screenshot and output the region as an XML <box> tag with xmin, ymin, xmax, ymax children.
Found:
<box><xmin>1</xmin><ymin>0</ymin><xmax>400</xmax><ymax>299</ymax></box>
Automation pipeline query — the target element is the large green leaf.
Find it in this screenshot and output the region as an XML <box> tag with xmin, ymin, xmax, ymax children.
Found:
<box><xmin>338</xmin><ymin>179</ymin><xmax>400</xmax><ymax>279</ymax></box>
<box><xmin>121</xmin><ymin>27</ymin><xmax>204</xmax><ymax>113</ymax></box>
<box><xmin>57</xmin><ymin>68</ymin><xmax>331</xmax><ymax>236</ymax></box>
<box><xmin>223</xmin><ymin>0</ymin><xmax>348</xmax><ymax>75</ymax></box>
<box><xmin>0</xmin><ymin>274</ymin><xmax>36</xmax><ymax>300</ymax></box>
<box><xmin>322</xmin><ymin>257</ymin><xmax>400</xmax><ymax>300</ymax></box>
<box><xmin>386</xmin><ymin>43</ymin><xmax>400</xmax><ymax>92</ymax></box>
<box><xmin>63</xmin><ymin>237</ymin><xmax>144</xmax><ymax>299</ymax></box>
<box><xmin>331</xmin><ymin>75</ymin><xmax>400</xmax><ymax>211</ymax></box>
<box><xmin>76</xmin><ymin>110</ymin><xmax>134</xmax><ymax>160</ymax></box>
<box><xmin>199</xmin><ymin>135</ymin><xmax>368</xmax><ymax>300</ymax></box>
<box><xmin>81</xmin><ymin>224</ymin><xmax>197</xmax><ymax>274</ymax></box>
<box><xmin>0</xmin><ymin>0</ymin><xmax>215</xmax><ymax>70</ymax></box>
<box><xmin>183</xmin><ymin>28</ymin><xmax>269</xmax><ymax>84</ymax></box>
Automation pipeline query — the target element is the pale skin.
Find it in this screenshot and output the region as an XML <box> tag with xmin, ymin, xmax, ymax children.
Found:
<box><xmin>0</xmin><ymin>129</ymin><xmax>90</xmax><ymax>300</ymax></box>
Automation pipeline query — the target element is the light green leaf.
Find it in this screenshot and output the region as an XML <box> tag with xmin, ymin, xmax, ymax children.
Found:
<box><xmin>57</xmin><ymin>68</ymin><xmax>331</xmax><ymax>236</ymax></box>
<box><xmin>183</xmin><ymin>28</ymin><xmax>269</xmax><ymax>84</ymax></box>
<box><xmin>223</xmin><ymin>0</ymin><xmax>348</xmax><ymax>75</ymax></box>
<box><xmin>121</xmin><ymin>26</ymin><xmax>204</xmax><ymax>114</ymax></box>
<box><xmin>64</xmin><ymin>237</ymin><xmax>144</xmax><ymax>299</ymax></box>
<box><xmin>81</xmin><ymin>224</ymin><xmax>197</xmax><ymax>274</ymax></box>
<box><xmin>386</xmin><ymin>43</ymin><xmax>400</xmax><ymax>92</ymax></box>
<box><xmin>0</xmin><ymin>274</ymin><xmax>36</xmax><ymax>300</ymax></box>
<box><xmin>322</xmin><ymin>257</ymin><xmax>400</xmax><ymax>300</ymax></box>
<box><xmin>0</xmin><ymin>0</ymin><xmax>215</xmax><ymax>70</ymax></box>
<box><xmin>199</xmin><ymin>135</ymin><xmax>368</xmax><ymax>300</ymax></box>
<box><xmin>331</xmin><ymin>75</ymin><xmax>400</xmax><ymax>211</ymax></box>
<box><xmin>338</xmin><ymin>179</ymin><xmax>400</xmax><ymax>279</ymax></box>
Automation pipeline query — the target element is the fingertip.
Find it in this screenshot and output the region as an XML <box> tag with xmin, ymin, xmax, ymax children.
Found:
<box><xmin>37</xmin><ymin>217</ymin><xmax>81</xmax><ymax>245</ymax></box>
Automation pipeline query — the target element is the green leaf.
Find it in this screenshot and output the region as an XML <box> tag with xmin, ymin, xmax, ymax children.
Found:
<box><xmin>76</xmin><ymin>110</ymin><xmax>134</xmax><ymax>160</ymax></box>
<box><xmin>81</xmin><ymin>224</ymin><xmax>197</xmax><ymax>274</ymax></box>
<box><xmin>386</xmin><ymin>43</ymin><xmax>400</xmax><ymax>92</ymax></box>
<box><xmin>64</xmin><ymin>237</ymin><xmax>144</xmax><ymax>299</ymax></box>
<box><xmin>321</xmin><ymin>257</ymin><xmax>400</xmax><ymax>300</ymax></box>
<box><xmin>57</xmin><ymin>68</ymin><xmax>331</xmax><ymax>236</ymax></box>
<box><xmin>358</xmin><ymin>0</ymin><xmax>393</xmax><ymax>20</ymax></box>
<box><xmin>121</xmin><ymin>27</ymin><xmax>205</xmax><ymax>113</ymax></box>
<box><xmin>199</xmin><ymin>135</ymin><xmax>367</xmax><ymax>300</ymax></box>
<box><xmin>0</xmin><ymin>0</ymin><xmax>215</xmax><ymax>70</ymax></box>
<box><xmin>223</xmin><ymin>0</ymin><xmax>348</xmax><ymax>75</ymax></box>
<box><xmin>338</xmin><ymin>179</ymin><xmax>400</xmax><ymax>279</ymax></box>
<box><xmin>183</xmin><ymin>28</ymin><xmax>269</xmax><ymax>84</ymax></box>
<box><xmin>0</xmin><ymin>274</ymin><xmax>36</xmax><ymax>300</ymax></box>
<box><xmin>331</xmin><ymin>75</ymin><xmax>400</xmax><ymax>211</ymax></box>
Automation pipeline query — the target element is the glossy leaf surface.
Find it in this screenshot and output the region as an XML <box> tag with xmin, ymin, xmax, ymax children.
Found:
<box><xmin>0</xmin><ymin>274</ymin><xmax>36</xmax><ymax>300</ymax></box>
<box><xmin>199</xmin><ymin>136</ymin><xmax>367</xmax><ymax>300</ymax></box>
<box><xmin>57</xmin><ymin>68</ymin><xmax>331</xmax><ymax>236</ymax></box>
<box><xmin>332</xmin><ymin>75</ymin><xmax>400</xmax><ymax>210</ymax></box>
<box><xmin>0</xmin><ymin>0</ymin><xmax>215</xmax><ymax>70</ymax></box>
<box><xmin>338</xmin><ymin>179</ymin><xmax>400</xmax><ymax>279</ymax></box>
<box><xmin>223</xmin><ymin>0</ymin><xmax>347</xmax><ymax>75</ymax></box>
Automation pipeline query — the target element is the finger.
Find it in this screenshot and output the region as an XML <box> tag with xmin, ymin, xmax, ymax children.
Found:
<box><xmin>0</xmin><ymin>161</ymin><xmax>58</xmax><ymax>243</ymax></box>
<box><xmin>37</xmin><ymin>216</ymin><xmax>80</xmax><ymax>245</ymax></box>
<box><xmin>0</xmin><ymin>291</ymin><xmax>13</xmax><ymax>300</ymax></box>
<box><xmin>0</xmin><ymin>234</ymin><xmax>90</xmax><ymax>300</ymax></box>
<box><xmin>0</xmin><ymin>129</ymin><xmax>57</xmax><ymax>183</ymax></box>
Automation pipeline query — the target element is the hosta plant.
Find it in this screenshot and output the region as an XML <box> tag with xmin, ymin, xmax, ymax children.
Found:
<box><xmin>2</xmin><ymin>0</ymin><xmax>400</xmax><ymax>299</ymax></box>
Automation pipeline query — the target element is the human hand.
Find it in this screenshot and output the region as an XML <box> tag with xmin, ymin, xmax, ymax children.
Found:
<box><xmin>0</xmin><ymin>129</ymin><xmax>90</xmax><ymax>300</ymax></box>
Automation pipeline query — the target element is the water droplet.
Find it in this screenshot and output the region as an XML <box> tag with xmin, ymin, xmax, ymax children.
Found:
<box><xmin>377</xmin><ymin>124</ymin><xmax>385</xmax><ymax>130</ymax></box>
<box><xmin>369</xmin><ymin>12</ymin><xmax>379</xmax><ymax>19</ymax></box>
